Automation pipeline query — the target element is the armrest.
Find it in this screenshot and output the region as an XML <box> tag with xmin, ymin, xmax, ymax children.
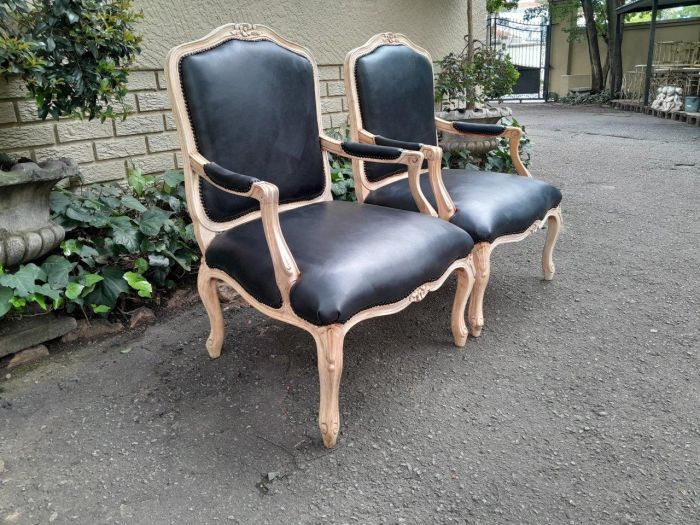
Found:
<box><xmin>188</xmin><ymin>152</ymin><xmax>300</xmax><ymax>304</ymax></box>
<box><xmin>452</xmin><ymin>121</ymin><xmax>506</xmax><ymax>136</ymax></box>
<box><xmin>203</xmin><ymin>162</ymin><xmax>259</xmax><ymax>193</ymax></box>
<box><xmin>374</xmin><ymin>135</ymin><xmax>423</xmax><ymax>151</ymax></box>
<box><xmin>339</xmin><ymin>141</ymin><xmax>403</xmax><ymax>160</ymax></box>
<box><xmin>353</xmin><ymin>133</ymin><xmax>456</xmax><ymax>221</ymax></box>
<box><xmin>434</xmin><ymin>118</ymin><xmax>531</xmax><ymax>177</ymax></box>
<box><xmin>320</xmin><ymin>135</ymin><xmax>436</xmax><ymax>217</ymax></box>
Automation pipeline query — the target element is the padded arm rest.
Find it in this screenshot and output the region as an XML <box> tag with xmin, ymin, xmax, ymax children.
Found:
<box><xmin>188</xmin><ymin>151</ymin><xmax>300</xmax><ymax>301</ymax></box>
<box><xmin>452</xmin><ymin>121</ymin><xmax>506</xmax><ymax>136</ymax></box>
<box><xmin>203</xmin><ymin>162</ymin><xmax>260</xmax><ymax>193</ymax></box>
<box><xmin>374</xmin><ymin>135</ymin><xmax>423</xmax><ymax>151</ymax></box>
<box><xmin>339</xmin><ymin>141</ymin><xmax>403</xmax><ymax>160</ymax></box>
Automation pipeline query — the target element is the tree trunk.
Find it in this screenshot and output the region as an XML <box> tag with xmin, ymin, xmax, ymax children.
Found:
<box><xmin>581</xmin><ymin>0</ymin><xmax>604</xmax><ymax>93</ymax></box>
<box><xmin>467</xmin><ymin>0</ymin><xmax>474</xmax><ymax>61</ymax></box>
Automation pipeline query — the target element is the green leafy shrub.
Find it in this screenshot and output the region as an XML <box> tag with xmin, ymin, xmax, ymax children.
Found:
<box><xmin>442</xmin><ymin>117</ymin><xmax>533</xmax><ymax>173</ymax></box>
<box><xmin>435</xmin><ymin>40</ymin><xmax>519</xmax><ymax>110</ymax></box>
<box><xmin>0</xmin><ymin>167</ymin><xmax>198</xmax><ymax>319</ymax></box>
<box><xmin>0</xmin><ymin>0</ymin><xmax>142</xmax><ymax>121</ymax></box>
<box><xmin>325</xmin><ymin>122</ymin><xmax>356</xmax><ymax>202</ymax></box>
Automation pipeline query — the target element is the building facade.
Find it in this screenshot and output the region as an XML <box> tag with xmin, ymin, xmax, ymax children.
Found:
<box><xmin>0</xmin><ymin>0</ymin><xmax>486</xmax><ymax>184</ymax></box>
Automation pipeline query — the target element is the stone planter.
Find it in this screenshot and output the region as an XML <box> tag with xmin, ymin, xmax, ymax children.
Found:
<box><xmin>437</xmin><ymin>106</ymin><xmax>513</xmax><ymax>156</ymax></box>
<box><xmin>0</xmin><ymin>159</ymin><xmax>78</xmax><ymax>268</ymax></box>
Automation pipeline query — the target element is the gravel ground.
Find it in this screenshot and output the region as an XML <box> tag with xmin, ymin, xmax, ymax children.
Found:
<box><xmin>1</xmin><ymin>104</ymin><xmax>698</xmax><ymax>524</ymax></box>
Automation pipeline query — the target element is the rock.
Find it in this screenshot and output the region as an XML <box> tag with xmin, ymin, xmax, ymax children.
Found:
<box><xmin>61</xmin><ymin>319</ymin><xmax>124</xmax><ymax>344</ymax></box>
<box><xmin>5</xmin><ymin>345</ymin><xmax>49</xmax><ymax>370</ymax></box>
<box><xmin>166</xmin><ymin>286</ymin><xmax>200</xmax><ymax>309</ymax></box>
<box><xmin>0</xmin><ymin>316</ymin><xmax>77</xmax><ymax>359</ymax></box>
<box><xmin>217</xmin><ymin>282</ymin><xmax>248</xmax><ymax>308</ymax></box>
<box><xmin>128</xmin><ymin>307</ymin><xmax>156</xmax><ymax>329</ymax></box>
<box><xmin>49</xmin><ymin>511</ymin><xmax>58</xmax><ymax>522</ymax></box>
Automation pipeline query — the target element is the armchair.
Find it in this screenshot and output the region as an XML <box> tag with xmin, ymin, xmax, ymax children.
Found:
<box><xmin>344</xmin><ymin>33</ymin><xmax>563</xmax><ymax>337</ymax></box>
<box><xmin>165</xmin><ymin>24</ymin><xmax>476</xmax><ymax>448</ymax></box>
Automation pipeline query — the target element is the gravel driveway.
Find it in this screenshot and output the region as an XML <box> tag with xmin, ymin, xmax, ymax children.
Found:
<box><xmin>1</xmin><ymin>104</ymin><xmax>698</xmax><ymax>524</ymax></box>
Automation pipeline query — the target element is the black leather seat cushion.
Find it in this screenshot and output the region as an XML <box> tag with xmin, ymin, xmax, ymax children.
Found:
<box><xmin>206</xmin><ymin>201</ymin><xmax>474</xmax><ymax>325</ymax></box>
<box><xmin>365</xmin><ymin>170</ymin><xmax>562</xmax><ymax>243</ymax></box>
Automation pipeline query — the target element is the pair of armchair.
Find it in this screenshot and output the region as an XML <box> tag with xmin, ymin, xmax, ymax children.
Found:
<box><xmin>165</xmin><ymin>24</ymin><xmax>562</xmax><ymax>448</ymax></box>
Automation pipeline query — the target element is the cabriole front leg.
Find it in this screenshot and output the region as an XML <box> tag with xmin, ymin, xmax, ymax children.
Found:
<box><xmin>314</xmin><ymin>325</ymin><xmax>345</xmax><ymax>448</ymax></box>
<box><xmin>197</xmin><ymin>263</ymin><xmax>225</xmax><ymax>359</ymax></box>
<box><xmin>542</xmin><ymin>207</ymin><xmax>563</xmax><ymax>281</ymax></box>
<box><xmin>468</xmin><ymin>243</ymin><xmax>491</xmax><ymax>337</ymax></box>
<box><xmin>451</xmin><ymin>261</ymin><xmax>475</xmax><ymax>347</ymax></box>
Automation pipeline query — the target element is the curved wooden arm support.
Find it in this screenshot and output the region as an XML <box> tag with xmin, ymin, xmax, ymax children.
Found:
<box><xmin>358</xmin><ymin>130</ymin><xmax>455</xmax><ymax>219</ymax></box>
<box><xmin>190</xmin><ymin>153</ymin><xmax>300</xmax><ymax>303</ymax></box>
<box><xmin>320</xmin><ymin>135</ymin><xmax>436</xmax><ymax>217</ymax></box>
<box><xmin>435</xmin><ymin>118</ymin><xmax>531</xmax><ymax>178</ymax></box>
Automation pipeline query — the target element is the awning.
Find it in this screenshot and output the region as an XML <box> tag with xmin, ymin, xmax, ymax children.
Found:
<box><xmin>617</xmin><ymin>0</ymin><xmax>700</xmax><ymax>15</ymax></box>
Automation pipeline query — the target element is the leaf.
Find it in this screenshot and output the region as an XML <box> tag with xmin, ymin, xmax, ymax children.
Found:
<box><xmin>163</xmin><ymin>169</ymin><xmax>184</xmax><ymax>189</ymax></box>
<box><xmin>0</xmin><ymin>286</ymin><xmax>13</xmax><ymax>317</ymax></box>
<box><xmin>0</xmin><ymin>264</ymin><xmax>46</xmax><ymax>298</ymax></box>
<box><xmin>147</xmin><ymin>254</ymin><xmax>169</xmax><ymax>268</ymax></box>
<box><xmin>139</xmin><ymin>208</ymin><xmax>171</xmax><ymax>236</ymax></box>
<box><xmin>109</xmin><ymin>215</ymin><xmax>140</xmax><ymax>252</ymax></box>
<box><xmin>41</xmin><ymin>255</ymin><xmax>74</xmax><ymax>288</ymax></box>
<box><xmin>91</xmin><ymin>304</ymin><xmax>111</xmax><ymax>314</ymax></box>
<box><xmin>120</xmin><ymin>347</ymin><xmax>132</xmax><ymax>354</ymax></box>
<box><xmin>121</xmin><ymin>195</ymin><xmax>147</xmax><ymax>212</ymax></box>
<box><xmin>65</xmin><ymin>282</ymin><xmax>85</xmax><ymax>300</ymax></box>
<box><xmin>123</xmin><ymin>271</ymin><xmax>152</xmax><ymax>298</ymax></box>
<box><xmin>29</xmin><ymin>293</ymin><xmax>47</xmax><ymax>310</ymax></box>
<box><xmin>80</xmin><ymin>273</ymin><xmax>104</xmax><ymax>287</ymax></box>
<box><xmin>50</xmin><ymin>191</ymin><xmax>73</xmax><ymax>215</ymax></box>
<box><xmin>134</xmin><ymin>258</ymin><xmax>149</xmax><ymax>274</ymax></box>
<box><xmin>84</xmin><ymin>266</ymin><xmax>128</xmax><ymax>310</ymax></box>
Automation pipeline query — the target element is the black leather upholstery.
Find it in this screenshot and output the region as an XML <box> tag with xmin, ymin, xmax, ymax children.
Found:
<box><xmin>354</xmin><ymin>45</ymin><xmax>437</xmax><ymax>182</ymax></box>
<box><xmin>203</xmin><ymin>163</ymin><xmax>258</xmax><ymax>193</ymax></box>
<box><xmin>452</xmin><ymin>122</ymin><xmax>505</xmax><ymax>136</ymax></box>
<box><xmin>340</xmin><ymin>141</ymin><xmax>402</xmax><ymax>160</ymax></box>
<box><xmin>375</xmin><ymin>135</ymin><xmax>422</xmax><ymax>151</ymax></box>
<box><xmin>180</xmin><ymin>39</ymin><xmax>325</xmax><ymax>222</ymax></box>
<box><xmin>365</xmin><ymin>170</ymin><xmax>562</xmax><ymax>243</ymax></box>
<box><xmin>205</xmin><ymin>201</ymin><xmax>474</xmax><ymax>325</ymax></box>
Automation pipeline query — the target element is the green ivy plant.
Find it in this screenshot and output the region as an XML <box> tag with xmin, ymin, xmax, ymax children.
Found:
<box><xmin>435</xmin><ymin>39</ymin><xmax>519</xmax><ymax>110</ymax></box>
<box><xmin>0</xmin><ymin>166</ymin><xmax>198</xmax><ymax>319</ymax></box>
<box><xmin>325</xmin><ymin>121</ymin><xmax>357</xmax><ymax>202</ymax></box>
<box><xmin>0</xmin><ymin>0</ymin><xmax>142</xmax><ymax>121</ymax></box>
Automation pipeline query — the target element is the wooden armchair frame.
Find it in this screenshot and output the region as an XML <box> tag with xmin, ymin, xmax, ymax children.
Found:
<box><xmin>344</xmin><ymin>32</ymin><xmax>563</xmax><ymax>337</ymax></box>
<box><xmin>165</xmin><ymin>24</ymin><xmax>476</xmax><ymax>448</ymax></box>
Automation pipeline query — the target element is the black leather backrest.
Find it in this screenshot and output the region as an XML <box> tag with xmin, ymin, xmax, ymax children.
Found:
<box><xmin>180</xmin><ymin>39</ymin><xmax>325</xmax><ymax>222</ymax></box>
<box><xmin>354</xmin><ymin>44</ymin><xmax>437</xmax><ymax>182</ymax></box>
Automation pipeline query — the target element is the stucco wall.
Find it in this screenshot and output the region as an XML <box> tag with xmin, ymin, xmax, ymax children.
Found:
<box><xmin>548</xmin><ymin>18</ymin><xmax>700</xmax><ymax>97</ymax></box>
<box><xmin>135</xmin><ymin>0</ymin><xmax>486</xmax><ymax>68</ymax></box>
<box><xmin>0</xmin><ymin>0</ymin><xmax>486</xmax><ymax>185</ymax></box>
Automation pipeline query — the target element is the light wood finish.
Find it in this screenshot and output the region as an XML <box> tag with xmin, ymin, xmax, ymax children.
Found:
<box><xmin>165</xmin><ymin>24</ymin><xmax>477</xmax><ymax>448</ymax></box>
<box><xmin>542</xmin><ymin>207</ymin><xmax>563</xmax><ymax>281</ymax></box>
<box><xmin>434</xmin><ymin>118</ymin><xmax>532</xmax><ymax>178</ymax></box>
<box><xmin>467</xmin><ymin>242</ymin><xmax>491</xmax><ymax>338</ymax></box>
<box><xmin>344</xmin><ymin>33</ymin><xmax>564</xmax><ymax>337</ymax></box>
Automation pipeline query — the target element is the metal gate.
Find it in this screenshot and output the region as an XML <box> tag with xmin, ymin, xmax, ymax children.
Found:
<box><xmin>486</xmin><ymin>16</ymin><xmax>551</xmax><ymax>100</ymax></box>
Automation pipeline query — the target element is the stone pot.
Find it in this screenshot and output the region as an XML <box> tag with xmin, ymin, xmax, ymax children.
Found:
<box><xmin>437</xmin><ymin>106</ymin><xmax>513</xmax><ymax>156</ymax></box>
<box><xmin>0</xmin><ymin>158</ymin><xmax>78</xmax><ymax>268</ymax></box>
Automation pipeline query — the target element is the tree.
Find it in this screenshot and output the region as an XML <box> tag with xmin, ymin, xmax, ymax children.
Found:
<box><xmin>581</xmin><ymin>0</ymin><xmax>604</xmax><ymax>92</ymax></box>
<box><xmin>0</xmin><ymin>0</ymin><xmax>142</xmax><ymax>121</ymax></box>
<box><xmin>527</xmin><ymin>0</ymin><xmax>617</xmax><ymax>93</ymax></box>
